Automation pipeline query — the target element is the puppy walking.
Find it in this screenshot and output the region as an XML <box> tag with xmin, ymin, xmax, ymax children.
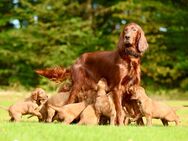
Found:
<box><xmin>0</xmin><ymin>88</ymin><xmax>47</xmax><ymax>122</ymax></box>
<box><xmin>0</xmin><ymin>102</ymin><xmax>42</xmax><ymax>122</ymax></box>
<box><xmin>130</xmin><ymin>86</ymin><xmax>180</xmax><ymax>126</ymax></box>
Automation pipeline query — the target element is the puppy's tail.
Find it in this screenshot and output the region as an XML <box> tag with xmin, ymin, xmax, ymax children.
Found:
<box><xmin>183</xmin><ymin>105</ymin><xmax>188</xmax><ymax>108</ymax></box>
<box><xmin>0</xmin><ymin>105</ymin><xmax>8</xmax><ymax>111</ymax></box>
<box><xmin>35</xmin><ymin>66</ymin><xmax>71</xmax><ymax>83</ymax></box>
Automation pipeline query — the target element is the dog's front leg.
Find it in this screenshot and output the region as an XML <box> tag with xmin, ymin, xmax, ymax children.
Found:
<box><xmin>113</xmin><ymin>88</ymin><xmax>124</xmax><ymax>125</ymax></box>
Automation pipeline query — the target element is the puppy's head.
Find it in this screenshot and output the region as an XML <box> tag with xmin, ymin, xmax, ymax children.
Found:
<box><xmin>31</xmin><ymin>88</ymin><xmax>48</xmax><ymax>102</ymax></box>
<box><xmin>130</xmin><ymin>86</ymin><xmax>147</xmax><ymax>100</ymax></box>
<box><xmin>58</xmin><ymin>82</ymin><xmax>72</xmax><ymax>92</ymax></box>
<box><xmin>97</xmin><ymin>78</ymin><xmax>108</xmax><ymax>92</ymax></box>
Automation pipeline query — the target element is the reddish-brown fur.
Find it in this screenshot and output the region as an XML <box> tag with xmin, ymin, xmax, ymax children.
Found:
<box><xmin>36</xmin><ymin>23</ymin><xmax>148</xmax><ymax>125</ymax></box>
<box><xmin>35</xmin><ymin>67</ymin><xmax>71</xmax><ymax>84</ymax></box>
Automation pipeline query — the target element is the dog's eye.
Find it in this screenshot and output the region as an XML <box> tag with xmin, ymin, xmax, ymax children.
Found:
<box><xmin>133</xmin><ymin>28</ymin><xmax>136</xmax><ymax>32</ymax></box>
<box><xmin>124</xmin><ymin>29</ymin><xmax>128</xmax><ymax>33</ymax></box>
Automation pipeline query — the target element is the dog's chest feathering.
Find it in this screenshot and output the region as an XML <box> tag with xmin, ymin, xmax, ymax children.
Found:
<box><xmin>120</xmin><ymin>59</ymin><xmax>140</xmax><ymax>88</ymax></box>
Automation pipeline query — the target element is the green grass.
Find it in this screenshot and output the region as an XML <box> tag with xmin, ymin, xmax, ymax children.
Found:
<box><xmin>0</xmin><ymin>90</ymin><xmax>188</xmax><ymax>141</ymax></box>
<box><xmin>1</xmin><ymin>122</ymin><xmax>188</xmax><ymax>141</ymax></box>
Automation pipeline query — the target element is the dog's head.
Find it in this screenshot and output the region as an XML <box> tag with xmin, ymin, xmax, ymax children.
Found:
<box><xmin>118</xmin><ymin>23</ymin><xmax>148</xmax><ymax>58</ymax></box>
<box><xmin>31</xmin><ymin>88</ymin><xmax>48</xmax><ymax>102</ymax></box>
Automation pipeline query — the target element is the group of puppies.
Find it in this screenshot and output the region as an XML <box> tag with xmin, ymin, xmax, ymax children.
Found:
<box><xmin>0</xmin><ymin>78</ymin><xmax>180</xmax><ymax>126</ymax></box>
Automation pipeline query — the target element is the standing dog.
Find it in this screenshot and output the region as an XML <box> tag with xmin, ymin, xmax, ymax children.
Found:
<box><xmin>36</xmin><ymin>23</ymin><xmax>149</xmax><ymax>125</ymax></box>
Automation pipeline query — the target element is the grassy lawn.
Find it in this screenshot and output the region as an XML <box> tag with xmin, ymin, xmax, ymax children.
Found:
<box><xmin>0</xmin><ymin>90</ymin><xmax>188</xmax><ymax>141</ymax></box>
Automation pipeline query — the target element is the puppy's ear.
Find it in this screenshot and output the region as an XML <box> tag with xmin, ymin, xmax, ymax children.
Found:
<box><xmin>31</xmin><ymin>92</ymin><xmax>38</xmax><ymax>101</ymax></box>
<box><xmin>137</xmin><ymin>29</ymin><xmax>148</xmax><ymax>53</ymax></box>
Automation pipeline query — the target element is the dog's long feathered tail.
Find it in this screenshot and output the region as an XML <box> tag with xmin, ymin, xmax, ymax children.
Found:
<box><xmin>0</xmin><ymin>105</ymin><xmax>8</xmax><ymax>111</ymax></box>
<box><xmin>35</xmin><ymin>66</ymin><xmax>71</xmax><ymax>83</ymax></box>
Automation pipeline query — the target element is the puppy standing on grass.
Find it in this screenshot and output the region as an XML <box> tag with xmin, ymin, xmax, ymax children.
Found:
<box><xmin>94</xmin><ymin>78</ymin><xmax>116</xmax><ymax>125</ymax></box>
<box><xmin>0</xmin><ymin>101</ymin><xmax>43</xmax><ymax>122</ymax></box>
<box><xmin>0</xmin><ymin>88</ymin><xmax>48</xmax><ymax>122</ymax></box>
<box><xmin>130</xmin><ymin>86</ymin><xmax>180</xmax><ymax>126</ymax></box>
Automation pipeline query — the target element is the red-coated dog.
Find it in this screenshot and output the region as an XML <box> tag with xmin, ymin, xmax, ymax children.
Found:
<box><xmin>36</xmin><ymin>23</ymin><xmax>148</xmax><ymax>125</ymax></box>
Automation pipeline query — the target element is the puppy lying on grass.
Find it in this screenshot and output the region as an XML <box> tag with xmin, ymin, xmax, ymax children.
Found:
<box><xmin>49</xmin><ymin>101</ymin><xmax>87</xmax><ymax>124</ymax></box>
<box><xmin>78</xmin><ymin>104</ymin><xmax>98</xmax><ymax>125</ymax></box>
<box><xmin>94</xmin><ymin>78</ymin><xmax>116</xmax><ymax>125</ymax></box>
<box><xmin>130</xmin><ymin>86</ymin><xmax>180</xmax><ymax>126</ymax></box>
<box><xmin>45</xmin><ymin>83</ymin><xmax>96</xmax><ymax>123</ymax></box>
<box><xmin>0</xmin><ymin>88</ymin><xmax>47</xmax><ymax>122</ymax></box>
<box><xmin>45</xmin><ymin>90</ymin><xmax>71</xmax><ymax>122</ymax></box>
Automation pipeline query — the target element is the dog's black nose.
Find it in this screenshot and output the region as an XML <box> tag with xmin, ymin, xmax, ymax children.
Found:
<box><xmin>125</xmin><ymin>35</ymin><xmax>130</xmax><ymax>40</ymax></box>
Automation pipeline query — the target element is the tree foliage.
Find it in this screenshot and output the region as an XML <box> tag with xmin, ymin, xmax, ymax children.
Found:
<box><xmin>0</xmin><ymin>0</ymin><xmax>188</xmax><ymax>90</ymax></box>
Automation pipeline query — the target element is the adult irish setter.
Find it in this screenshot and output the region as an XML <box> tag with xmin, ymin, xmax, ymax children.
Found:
<box><xmin>36</xmin><ymin>23</ymin><xmax>148</xmax><ymax>125</ymax></box>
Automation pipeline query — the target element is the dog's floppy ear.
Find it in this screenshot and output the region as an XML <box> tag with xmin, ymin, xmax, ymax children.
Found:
<box><xmin>137</xmin><ymin>28</ymin><xmax>148</xmax><ymax>53</ymax></box>
<box><xmin>117</xmin><ymin>30</ymin><xmax>125</xmax><ymax>52</ymax></box>
<box><xmin>31</xmin><ymin>92</ymin><xmax>38</xmax><ymax>101</ymax></box>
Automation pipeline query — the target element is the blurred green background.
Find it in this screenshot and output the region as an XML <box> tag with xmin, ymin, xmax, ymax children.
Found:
<box><xmin>0</xmin><ymin>0</ymin><xmax>188</xmax><ymax>96</ymax></box>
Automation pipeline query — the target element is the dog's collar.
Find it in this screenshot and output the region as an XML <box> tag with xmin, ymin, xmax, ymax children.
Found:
<box><xmin>119</xmin><ymin>48</ymin><xmax>141</xmax><ymax>60</ymax></box>
<box><xmin>124</xmin><ymin>48</ymin><xmax>141</xmax><ymax>58</ymax></box>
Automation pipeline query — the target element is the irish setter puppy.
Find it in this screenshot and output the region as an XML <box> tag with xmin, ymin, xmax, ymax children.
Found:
<box><xmin>36</xmin><ymin>23</ymin><xmax>148</xmax><ymax>125</ymax></box>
